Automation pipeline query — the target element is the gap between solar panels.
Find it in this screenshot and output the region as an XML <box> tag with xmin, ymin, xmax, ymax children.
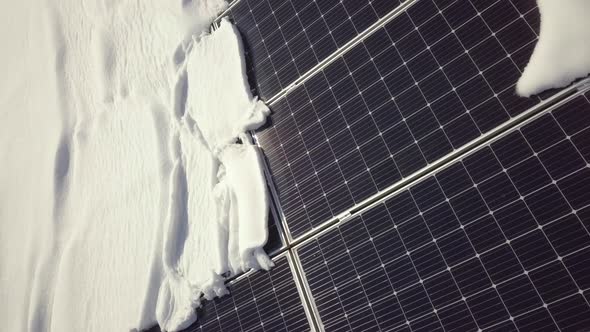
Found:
<box><xmin>285</xmin><ymin>250</ymin><xmax>322</xmax><ymax>331</ymax></box>
<box><xmin>264</xmin><ymin>0</ymin><xmax>419</xmax><ymax>106</ymax></box>
<box><xmin>290</xmin><ymin>83</ymin><xmax>590</xmax><ymax>332</ymax></box>
<box><xmin>243</xmin><ymin>132</ymin><xmax>290</xmax><ymax>256</ymax></box>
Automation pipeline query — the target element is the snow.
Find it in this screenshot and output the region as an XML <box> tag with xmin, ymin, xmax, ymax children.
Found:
<box><xmin>0</xmin><ymin>1</ymin><xmax>271</xmax><ymax>331</ymax></box>
<box><xmin>516</xmin><ymin>0</ymin><xmax>590</xmax><ymax>97</ymax></box>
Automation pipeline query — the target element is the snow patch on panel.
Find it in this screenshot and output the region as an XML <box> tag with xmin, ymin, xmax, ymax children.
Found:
<box><xmin>517</xmin><ymin>0</ymin><xmax>590</xmax><ymax>96</ymax></box>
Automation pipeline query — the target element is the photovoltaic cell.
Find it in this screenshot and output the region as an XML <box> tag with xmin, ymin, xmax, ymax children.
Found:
<box><xmin>256</xmin><ymin>0</ymin><xmax>550</xmax><ymax>238</ymax></box>
<box><xmin>295</xmin><ymin>92</ymin><xmax>590</xmax><ymax>331</ymax></box>
<box><xmin>229</xmin><ymin>0</ymin><xmax>402</xmax><ymax>99</ymax></box>
<box><xmin>177</xmin><ymin>255</ymin><xmax>312</xmax><ymax>332</ymax></box>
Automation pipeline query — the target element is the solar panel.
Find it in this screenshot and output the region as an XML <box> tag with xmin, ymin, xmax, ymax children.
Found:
<box><xmin>229</xmin><ymin>0</ymin><xmax>402</xmax><ymax>99</ymax></box>
<box><xmin>295</xmin><ymin>91</ymin><xmax>590</xmax><ymax>331</ymax></box>
<box><xmin>255</xmin><ymin>0</ymin><xmax>554</xmax><ymax>239</ymax></box>
<box><xmin>176</xmin><ymin>254</ymin><xmax>313</xmax><ymax>332</ymax></box>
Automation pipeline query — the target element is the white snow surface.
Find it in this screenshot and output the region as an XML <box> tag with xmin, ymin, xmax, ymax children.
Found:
<box><xmin>516</xmin><ymin>0</ymin><xmax>590</xmax><ymax>97</ymax></box>
<box><xmin>0</xmin><ymin>1</ymin><xmax>272</xmax><ymax>331</ymax></box>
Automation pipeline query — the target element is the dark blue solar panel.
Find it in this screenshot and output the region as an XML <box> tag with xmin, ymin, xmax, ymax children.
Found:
<box><xmin>176</xmin><ymin>255</ymin><xmax>311</xmax><ymax>332</ymax></box>
<box><xmin>256</xmin><ymin>0</ymin><xmax>554</xmax><ymax>239</ymax></box>
<box><xmin>295</xmin><ymin>92</ymin><xmax>590</xmax><ymax>331</ymax></box>
<box><xmin>229</xmin><ymin>0</ymin><xmax>402</xmax><ymax>99</ymax></box>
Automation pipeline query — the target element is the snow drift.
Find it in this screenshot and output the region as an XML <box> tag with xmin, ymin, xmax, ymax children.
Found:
<box><xmin>516</xmin><ymin>0</ymin><xmax>590</xmax><ymax>96</ymax></box>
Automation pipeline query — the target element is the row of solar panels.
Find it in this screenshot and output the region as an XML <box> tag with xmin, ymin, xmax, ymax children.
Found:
<box><xmin>247</xmin><ymin>0</ymin><xmax>555</xmax><ymax>241</ymax></box>
<box><xmin>167</xmin><ymin>0</ymin><xmax>590</xmax><ymax>331</ymax></box>
<box><xmin>174</xmin><ymin>89</ymin><xmax>590</xmax><ymax>332</ymax></box>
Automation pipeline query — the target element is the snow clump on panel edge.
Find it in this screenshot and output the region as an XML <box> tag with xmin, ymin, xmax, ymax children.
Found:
<box><xmin>516</xmin><ymin>0</ymin><xmax>590</xmax><ymax>97</ymax></box>
<box><xmin>156</xmin><ymin>18</ymin><xmax>273</xmax><ymax>332</ymax></box>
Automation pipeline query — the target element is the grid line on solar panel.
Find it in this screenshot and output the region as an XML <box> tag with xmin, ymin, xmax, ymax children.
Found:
<box><xmin>255</xmin><ymin>0</ymin><xmax>559</xmax><ymax>239</ymax></box>
<box><xmin>294</xmin><ymin>93</ymin><xmax>590</xmax><ymax>331</ymax></box>
<box><xmin>229</xmin><ymin>0</ymin><xmax>404</xmax><ymax>99</ymax></box>
<box><xmin>175</xmin><ymin>255</ymin><xmax>313</xmax><ymax>332</ymax></box>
